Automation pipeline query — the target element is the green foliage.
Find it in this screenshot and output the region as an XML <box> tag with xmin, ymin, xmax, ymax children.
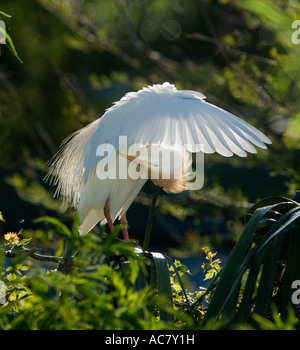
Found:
<box><xmin>199</xmin><ymin>191</ymin><xmax>300</xmax><ymax>329</ymax></box>
<box><xmin>1</xmin><ymin>191</ymin><xmax>300</xmax><ymax>329</ymax></box>
<box><xmin>0</xmin><ymin>0</ymin><xmax>299</xmax><ymax>257</ymax></box>
<box><xmin>1</xmin><ymin>0</ymin><xmax>300</xmax><ymax>331</ymax></box>
<box><xmin>201</xmin><ymin>246</ymin><xmax>222</xmax><ymax>281</ymax></box>
<box><xmin>0</xmin><ymin>213</ymin><xmax>198</xmax><ymax>329</ymax></box>
<box><xmin>0</xmin><ymin>225</ymin><xmax>172</xmax><ymax>329</ymax></box>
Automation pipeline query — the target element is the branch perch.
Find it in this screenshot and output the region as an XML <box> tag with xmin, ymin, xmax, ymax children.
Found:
<box><xmin>5</xmin><ymin>248</ymin><xmax>62</xmax><ymax>263</ymax></box>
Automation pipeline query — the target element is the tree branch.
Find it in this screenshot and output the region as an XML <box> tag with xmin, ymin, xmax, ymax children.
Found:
<box><xmin>186</xmin><ymin>32</ymin><xmax>277</xmax><ymax>65</ymax></box>
<box><xmin>5</xmin><ymin>248</ymin><xmax>62</xmax><ymax>263</ymax></box>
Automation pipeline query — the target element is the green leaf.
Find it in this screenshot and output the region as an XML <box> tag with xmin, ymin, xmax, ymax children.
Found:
<box><xmin>33</xmin><ymin>216</ymin><xmax>72</xmax><ymax>239</ymax></box>
<box><xmin>16</xmin><ymin>264</ymin><xmax>30</xmax><ymax>271</ymax></box>
<box><xmin>147</xmin><ymin>252</ymin><xmax>173</xmax><ymax>321</ymax></box>
<box><xmin>236</xmin><ymin>253</ymin><xmax>263</xmax><ymax>324</ymax></box>
<box><xmin>19</xmin><ymin>238</ymin><xmax>32</xmax><ymax>246</ymax></box>
<box><xmin>202</xmin><ymin>204</ymin><xmax>274</xmax><ymax>325</ymax></box>
<box><xmin>253</xmin><ymin>235</ymin><xmax>284</xmax><ymax>319</ymax></box>
<box><xmin>0</xmin><ymin>25</ymin><xmax>23</xmax><ymax>63</ymax></box>
<box><xmin>255</xmin><ymin>206</ymin><xmax>300</xmax><ymax>255</ymax></box>
<box><xmin>0</xmin><ymin>11</ymin><xmax>12</xmax><ymax>18</ymax></box>
<box><xmin>202</xmin><ymin>201</ymin><xmax>294</xmax><ymax>327</ymax></box>
<box><xmin>281</xmin><ymin>224</ymin><xmax>300</xmax><ymax>320</ymax></box>
<box><xmin>247</xmin><ymin>196</ymin><xmax>296</xmax><ymax>215</ymax></box>
<box><xmin>6</xmin><ymin>272</ymin><xmax>17</xmax><ymax>281</ymax></box>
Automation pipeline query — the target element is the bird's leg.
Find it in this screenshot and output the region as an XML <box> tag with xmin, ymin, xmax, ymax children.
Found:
<box><xmin>104</xmin><ymin>198</ymin><xmax>115</xmax><ymax>232</ymax></box>
<box><xmin>104</xmin><ymin>199</ymin><xmax>129</xmax><ymax>241</ymax></box>
<box><xmin>120</xmin><ymin>212</ymin><xmax>129</xmax><ymax>241</ymax></box>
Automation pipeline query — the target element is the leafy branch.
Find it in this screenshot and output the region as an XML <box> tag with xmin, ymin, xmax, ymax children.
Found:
<box><xmin>201</xmin><ymin>246</ymin><xmax>222</xmax><ymax>281</ymax></box>
<box><xmin>5</xmin><ymin>247</ymin><xmax>62</xmax><ymax>263</ymax></box>
<box><xmin>2</xmin><ymin>231</ymin><xmax>62</xmax><ymax>263</ymax></box>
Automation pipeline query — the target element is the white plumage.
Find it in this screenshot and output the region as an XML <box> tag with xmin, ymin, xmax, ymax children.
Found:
<box><xmin>47</xmin><ymin>82</ymin><xmax>271</xmax><ymax>237</ymax></box>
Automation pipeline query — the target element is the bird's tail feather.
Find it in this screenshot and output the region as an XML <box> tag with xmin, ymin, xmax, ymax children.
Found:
<box><xmin>78</xmin><ymin>207</ymin><xmax>104</xmax><ymax>235</ymax></box>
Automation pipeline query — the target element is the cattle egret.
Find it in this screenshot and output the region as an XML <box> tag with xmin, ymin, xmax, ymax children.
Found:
<box><xmin>47</xmin><ymin>82</ymin><xmax>271</xmax><ymax>239</ymax></box>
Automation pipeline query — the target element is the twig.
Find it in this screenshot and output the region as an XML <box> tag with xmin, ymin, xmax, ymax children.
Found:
<box><xmin>5</xmin><ymin>248</ymin><xmax>62</xmax><ymax>263</ymax></box>
<box><xmin>186</xmin><ymin>32</ymin><xmax>277</xmax><ymax>65</ymax></box>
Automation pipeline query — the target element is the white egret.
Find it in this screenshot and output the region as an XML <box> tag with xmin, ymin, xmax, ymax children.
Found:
<box><xmin>47</xmin><ymin>82</ymin><xmax>271</xmax><ymax>239</ymax></box>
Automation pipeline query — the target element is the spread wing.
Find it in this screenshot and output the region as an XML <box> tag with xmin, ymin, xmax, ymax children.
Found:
<box><xmin>87</xmin><ymin>82</ymin><xmax>270</xmax><ymax>156</ymax></box>
<box><xmin>47</xmin><ymin>82</ymin><xmax>271</xmax><ymax>207</ymax></box>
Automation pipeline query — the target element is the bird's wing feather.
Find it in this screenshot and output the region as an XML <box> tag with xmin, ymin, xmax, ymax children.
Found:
<box><xmin>83</xmin><ymin>82</ymin><xmax>271</xmax><ymax>167</ymax></box>
<box><xmin>47</xmin><ymin>82</ymin><xmax>271</xmax><ymax>207</ymax></box>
